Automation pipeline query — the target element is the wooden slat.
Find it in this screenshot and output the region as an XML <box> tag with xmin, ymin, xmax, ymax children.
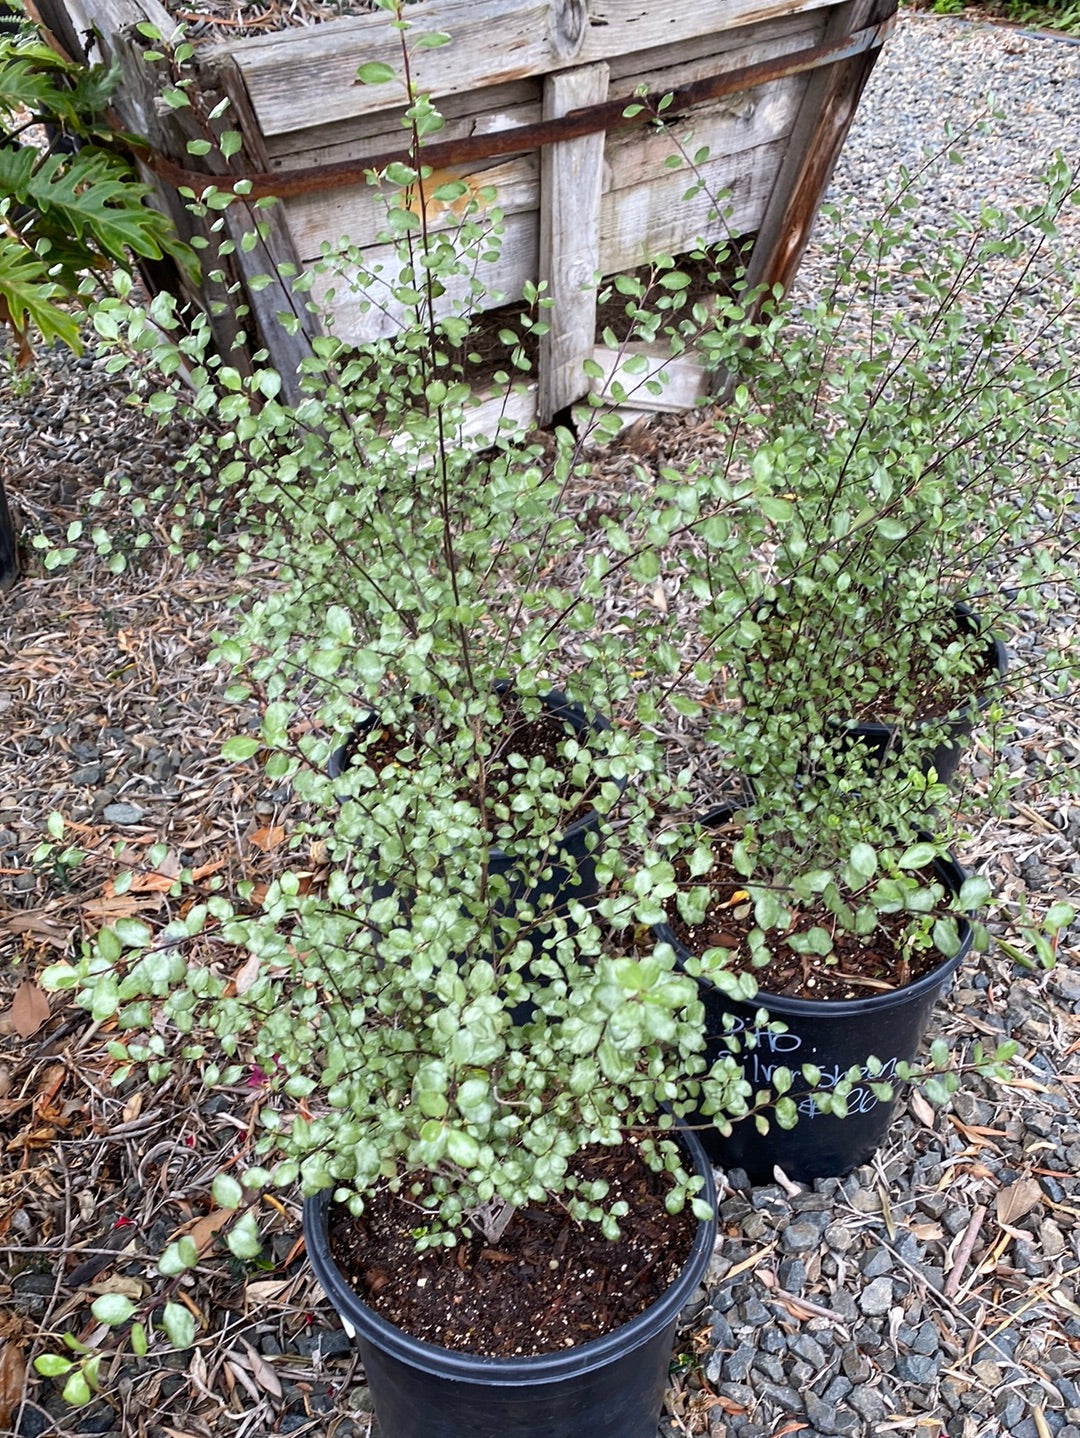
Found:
<box><xmin>603</xmin><ymin>7</ymin><xmax>826</xmax><ymax>85</ymax></box>
<box><xmin>538</xmin><ymin>62</ymin><xmax>609</xmax><ymax>422</ymax></box>
<box><xmin>286</xmin><ymin>70</ymin><xmax>802</xmax><ymax>268</ymax></box>
<box><xmin>599</xmin><ymin>136</ymin><xmax>787</xmax><ymax>274</ymax></box>
<box><xmin>589</xmin><ymin>343</ymin><xmax>710</xmax><ymax>412</ymax></box>
<box><xmin>602</xmin><ymin>76</ymin><xmax>804</xmax><ymax>199</ymax></box>
<box><xmin>739</xmin><ymin>0</ymin><xmax>897</xmax><ymax>301</ymax></box>
<box><xmin>264</xmin><ymin>80</ymin><xmax>541</xmax><ymax>167</ymax></box>
<box><xmin>209</xmin><ymin>0</ymin><xmax>840</xmax><ymax>138</ymax></box>
<box><xmin>285</xmin><ymin>155</ymin><xmax>539</xmax><ymax>266</ymax></box>
<box><xmin>303</xmin><ymin>210</ymin><xmax>539</xmax><ymax>346</ymax></box>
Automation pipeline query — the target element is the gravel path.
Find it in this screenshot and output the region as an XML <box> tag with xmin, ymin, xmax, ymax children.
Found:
<box><xmin>1</xmin><ymin>13</ymin><xmax>1078</xmax><ymax>1438</ymax></box>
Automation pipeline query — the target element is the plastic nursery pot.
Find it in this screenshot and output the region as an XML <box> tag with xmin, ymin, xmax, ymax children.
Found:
<box><xmin>302</xmin><ymin>1131</ymin><xmax>717</xmax><ymax>1438</ymax></box>
<box><xmin>656</xmin><ymin>822</ymin><xmax>973</xmax><ymax>1185</ymax></box>
<box><xmin>836</xmin><ymin>603</ymin><xmax>1008</xmax><ymax>786</ymax></box>
<box><xmin>328</xmin><ymin>684</ymin><xmax>626</xmax><ymax>929</ymax></box>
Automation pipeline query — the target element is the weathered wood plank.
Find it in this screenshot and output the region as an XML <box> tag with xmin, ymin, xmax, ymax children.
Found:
<box><xmin>603</xmin><ymin>8</ymin><xmax>826</xmax><ymax>85</ymax></box>
<box><xmin>261</xmin><ymin>11</ymin><xmax>821</xmax><ymax>171</ymax></box>
<box><xmin>211</xmin><ymin>0</ymin><xmax>840</xmax><ymax>138</ymax></box>
<box><xmin>285</xmin><ymin>156</ymin><xmax>539</xmax><ymax>266</ymax></box>
<box><xmin>589</xmin><ymin>342</ymin><xmax>710</xmax><ymax>411</ymax></box>
<box><xmin>538</xmin><ymin>62</ymin><xmax>609</xmax><ymax>422</ymax></box>
<box><xmin>602</xmin><ymin>76</ymin><xmax>803</xmax><ymax>198</ymax></box>
<box><xmin>600</xmin><ymin>136</ymin><xmax>786</xmax><ymax>274</ymax></box>
<box><xmin>264</xmin><ymin>80</ymin><xmax>541</xmax><ymax>167</ymax></box>
<box><xmin>303</xmin><ymin>210</ymin><xmax>539</xmax><ymax>346</ymax></box>
<box><xmin>739</xmin><ymin>0</ymin><xmax>896</xmax><ymax>301</ymax></box>
<box><xmin>286</xmin><ymin>73</ymin><xmax>800</xmax><ymax>269</ymax></box>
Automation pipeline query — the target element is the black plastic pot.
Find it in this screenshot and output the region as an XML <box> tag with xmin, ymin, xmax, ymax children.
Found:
<box><xmin>841</xmin><ymin>604</ymin><xmax>1008</xmax><ymax>785</ymax></box>
<box><xmin>302</xmin><ymin>1132</ymin><xmax>717</xmax><ymax>1438</ymax></box>
<box><xmin>656</xmin><ymin>827</ymin><xmax>973</xmax><ymax>1184</ymax></box>
<box><xmin>747</xmin><ymin>597</ymin><xmax>1007</xmax><ymax>787</ymax></box>
<box><xmin>328</xmin><ymin>685</ymin><xmax>621</xmax><ymax>928</ymax></box>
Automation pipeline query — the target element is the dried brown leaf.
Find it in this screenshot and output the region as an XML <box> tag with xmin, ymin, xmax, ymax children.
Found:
<box><xmin>241</xmin><ymin>1339</ymin><xmax>283</xmax><ymax>1398</ymax></box>
<box><xmin>244</xmin><ymin>1278</ymin><xmax>294</xmax><ymax>1305</ymax></box>
<box><xmin>82</xmin><ymin>892</ymin><xmax>164</xmax><ymax>922</ymax></box>
<box><xmin>909</xmin><ymin>1090</ymin><xmax>937</xmax><ymax>1130</ymax></box>
<box><xmin>233</xmin><ymin>951</ymin><xmax>261</xmax><ymax>996</ymax></box>
<box><xmin>996</xmin><ymin>1177</ymin><xmax>1043</xmax><ymax>1228</ymax></box>
<box><xmin>249</xmin><ymin>825</ymin><xmax>285</xmax><ymax>853</ymax></box>
<box><xmin>172</xmin><ymin>1209</ymin><xmax>231</xmax><ymax>1254</ymax></box>
<box><xmin>0</xmin><ymin>1340</ymin><xmax>26</xmax><ymax>1430</ymax></box>
<box><xmin>7</xmin><ymin>981</ymin><xmax>50</xmax><ymax>1038</ymax></box>
<box><xmin>87</xmin><ymin>1274</ymin><xmax>147</xmax><ymax>1301</ymax></box>
<box><xmin>2</xmin><ymin>912</ymin><xmax>70</xmax><ymax>946</ymax></box>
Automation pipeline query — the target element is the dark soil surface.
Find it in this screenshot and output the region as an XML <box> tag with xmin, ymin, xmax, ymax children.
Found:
<box><xmin>327</xmin><ymin>1141</ymin><xmax>698</xmax><ymax>1357</ymax></box>
<box><xmin>336</xmin><ymin>691</ymin><xmax>599</xmax><ymax>817</ymax></box>
<box><xmin>663</xmin><ymin>842</ymin><xmax>952</xmax><ymax>1001</ymax></box>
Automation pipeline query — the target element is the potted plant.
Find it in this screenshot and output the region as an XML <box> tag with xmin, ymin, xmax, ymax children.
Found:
<box><xmin>649</xmin><ymin>771</ymin><xmax>990</xmax><ymax>1183</ymax></box>
<box><xmin>634</xmin><ymin>153</ymin><xmax>1080</xmax><ymax>1181</ymax></box>
<box><xmin>38</xmin><ymin>54</ymin><xmax>782</xmax><ymax>1433</ymax></box>
<box><xmin>687</xmin><ymin>152</ymin><xmax>1080</xmax><ymax>791</ymax></box>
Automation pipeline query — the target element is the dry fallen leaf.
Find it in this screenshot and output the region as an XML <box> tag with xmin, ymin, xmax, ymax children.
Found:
<box><xmin>244</xmin><ymin>1278</ymin><xmax>294</xmax><ymax>1305</ymax></box>
<box><xmin>88</xmin><ymin>1274</ymin><xmax>147</xmax><ymax>1302</ymax></box>
<box><xmin>7</xmin><ymin>981</ymin><xmax>50</xmax><ymax>1039</ymax></box>
<box><xmin>249</xmin><ymin>825</ymin><xmax>285</xmax><ymax>853</ymax></box>
<box><xmin>233</xmin><ymin>951</ymin><xmax>261</xmax><ymax>996</ymax></box>
<box><xmin>909</xmin><ymin>1090</ymin><xmax>937</xmax><ymax>1130</ymax></box>
<box><xmin>0</xmin><ymin>1339</ymin><xmax>26</xmax><ymax>1431</ymax></box>
<box><xmin>242</xmin><ymin>1339</ymin><xmax>283</xmax><ymax>1398</ymax></box>
<box><xmin>996</xmin><ymin>1177</ymin><xmax>1043</xmax><ymax>1228</ymax></box>
<box><xmin>171</xmin><ymin>1208</ymin><xmax>232</xmax><ymax>1254</ymax></box>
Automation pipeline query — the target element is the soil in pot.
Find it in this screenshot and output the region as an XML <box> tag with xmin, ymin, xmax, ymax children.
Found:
<box><xmin>331</xmin><ymin>687</ymin><xmax>603</xmax><ymax>821</ymax></box>
<box><xmin>656</xmin><ymin>815</ymin><xmax>972</xmax><ymax>1182</ymax></box>
<box><xmin>663</xmin><ymin>847</ymin><xmax>949</xmax><ymax>1001</ymax></box>
<box><xmin>329</xmin><ymin>685</ymin><xmax>624</xmax><ymax>973</ymax></box>
<box><xmin>325</xmin><ymin>1139</ymin><xmax>697</xmax><ymax>1358</ymax></box>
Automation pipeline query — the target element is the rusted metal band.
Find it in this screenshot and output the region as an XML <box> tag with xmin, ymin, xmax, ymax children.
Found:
<box><xmin>145</xmin><ymin>15</ymin><xmax>895</xmax><ymax>201</ymax></box>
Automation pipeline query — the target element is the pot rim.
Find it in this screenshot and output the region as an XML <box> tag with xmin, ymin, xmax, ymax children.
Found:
<box><xmin>302</xmin><ymin>1126</ymin><xmax>717</xmax><ymax>1386</ymax></box>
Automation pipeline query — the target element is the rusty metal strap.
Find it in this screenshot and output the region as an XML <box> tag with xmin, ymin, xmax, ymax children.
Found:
<box><xmin>146</xmin><ymin>15</ymin><xmax>895</xmax><ymax>201</ymax></box>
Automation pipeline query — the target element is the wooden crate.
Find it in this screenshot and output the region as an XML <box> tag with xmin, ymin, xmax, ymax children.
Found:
<box><xmin>32</xmin><ymin>0</ymin><xmax>897</xmax><ymax>421</ymax></box>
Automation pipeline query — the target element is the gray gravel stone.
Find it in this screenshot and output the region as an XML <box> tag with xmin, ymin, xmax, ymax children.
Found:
<box><xmin>849</xmin><ymin>1387</ymin><xmax>889</xmax><ymax>1423</ymax></box>
<box><xmin>859</xmin><ymin>1248</ymin><xmax>893</xmax><ymax>1279</ymax></box>
<box><xmin>790</xmin><ymin>1334</ymin><xmax>827</xmax><ymax>1368</ymax></box>
<box><xmin>804</xmin><ymin>1392</ymin><xmax>859</xmax><ymax>1436</ymax></box>
<box><xmin>858</xmin><ymin>1276</ymin><xmax>894</xmax><ymax>1316</ymax></box>
<box><xmin>778</xmin><ymin>1257</ymin><xmax>807</xmax><ymax>1292</ymax></box>
<box><xmin>781</xmin><ymin>1221</ymin><xmax>822</xmax><ymax>1252</ymax></box>
<box><xmin>102</xmin><ymin>801</ymin><xmax>144</xmax><ymax>825</ymax></box>
<box><xmin>723</xmin><ymin>1343</ymin><xmax>756</xmax><ymax>1383</ymax></box>
<box><xmin>894</xmin><ymin>1353</ymin><xmax>940</xmax><ymax>1384</ymax></box>
<box><xmin>824</xmin><ymin>1222</ymin><xmax>855</xmax><ymax>1252</ymax></box>
<box><xmin>840</xmin><ymin>1346</ymin><xmax>873</xmax><ymax>1383</ymax></box>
